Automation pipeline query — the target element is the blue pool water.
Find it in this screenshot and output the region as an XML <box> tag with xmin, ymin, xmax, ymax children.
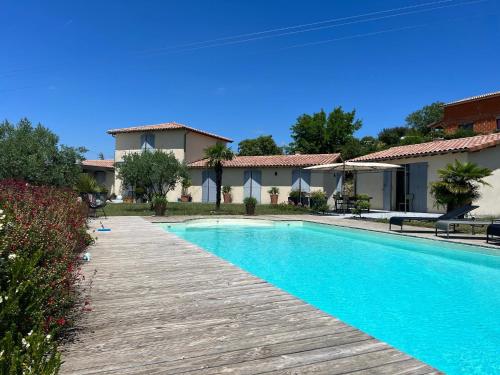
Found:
<box><xmin>163</xmin><ymin>220</ymin><xmax>500</xmax><ymax>374</ymax></box>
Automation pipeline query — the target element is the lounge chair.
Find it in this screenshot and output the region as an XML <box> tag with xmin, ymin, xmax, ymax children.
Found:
<box><xmin>85</xmin><ymin>193</ymin><xmax>107</xmax><ymax>218</ymax></box>
<box><xmin>486</xmin><ymin>224</ymin><xmax>500</xmax><ymax>243</ymax></box>
<box><xmin>389</xmin><ymin>204</ymin><xmax>478</xmax><ymax>232</ymax></box>
<box><xmin>435</xmin><ymin>219</ymin><xmax>493</xmax><ymax>238</ymax></box>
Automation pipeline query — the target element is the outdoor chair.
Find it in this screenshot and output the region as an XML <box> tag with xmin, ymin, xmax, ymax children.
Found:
<box><xmin>486</xmin><ymin>223</ymin><xmax>500</xmax><ymax>243</ymax></box>
<box><xmin>388</xmin><ymin>204</ymin><xmax>478</xmax><ymax>232</ymax></box>
<box><xmin>85</xmin><ymin>193</ymin><xmax>107</xmax><ymax>218</ymax></box>
<box><xmin>435</xmin><ymin>219</ymin><xmax>493</xmax><ymax>238</ymax></box>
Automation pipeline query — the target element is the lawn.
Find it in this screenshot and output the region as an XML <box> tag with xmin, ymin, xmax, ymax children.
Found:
<box><xmin>105</xmin><ymin>202</ymin><xmax>311</xmax><ymax>216</ymax></box>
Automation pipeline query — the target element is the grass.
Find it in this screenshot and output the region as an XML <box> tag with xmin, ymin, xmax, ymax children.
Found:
<box><xmin>104</xmin><ymin>202</ymin><xmax>311</xmax><ymax>216</ymax></box>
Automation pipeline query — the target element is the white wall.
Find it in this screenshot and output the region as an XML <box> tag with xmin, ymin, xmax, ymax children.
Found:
<box><xmin>467</xmin><ymin>145</ymin><xmax>500</xmax><ymax>216</ymax></box>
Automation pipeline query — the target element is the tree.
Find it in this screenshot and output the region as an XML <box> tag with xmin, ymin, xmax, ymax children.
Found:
<box><xmin>405</xmin><ymin>102</ymin><xmax>444</xmax><ymax>135</ymax></box>
<box><xmin>430</xmin><ymin>160</ymin><xmax>491</xmax><ymax>212</ymax></box>
<box><xmin>116</xmin><ymin>150</ymin><xmax>186</xmax><ymax>203</ymax></box>
<box><xmin>378</xmin><ymin>126</ymin><xmax>408</xmax><ymax>147</ymax></box>
<box><xmin>289</xmin><ymin>107</ymin><xmax>362</xmax><ymax>154</ymax></box>
<box><xmin>0</xmin><ymin>118</ymin><xmax>86</xmax><ymax>186</ymax></box>
<box><xmin>98</xmin><ymin>152</ymin><xmax>105</xmax><ymax>160</ymax></box>
<box><xmin>238</xmin><ymin>135</ymin><xmax>283</xmax><ymax>156</ymax></box>
<box><xmin>204</xmin><ymin>143</ymin><xmax>234</xmax><ymax>210</ymax></box>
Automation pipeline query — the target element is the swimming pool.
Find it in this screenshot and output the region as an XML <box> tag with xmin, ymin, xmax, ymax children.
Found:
<box><xmin>162</xmin><ymin>219</ymin><xmax>500</xmax><ymax>375</ymax></box>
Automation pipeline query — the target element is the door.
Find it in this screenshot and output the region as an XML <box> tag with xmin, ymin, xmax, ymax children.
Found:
<box><xmin>408</xmin><ymin>162</ymin><xmax>428</xmax><ymax>212</ymax></box>
<box><xmin>202</xmin><ymin>170</ymin><xmax>216</xmax><ymax>203</ymax></box>
<box><xmin>383</xmin><ymin>170</ymin><xmax>392</xmax><ymax>211</ymax></box>
<box><xmin>334</xmin><ymin>172</ymin><xmax>343</xmax><ymax>194</ymax></box>
<box><xmin>291</xmin><ymin>169</ymin><xmax>311</xmax><ymax>193</ymax></box>
<box><xmin>243</xmin><ymin>170</ymin><xmax>262</xmax><ymax>203</ymax></box>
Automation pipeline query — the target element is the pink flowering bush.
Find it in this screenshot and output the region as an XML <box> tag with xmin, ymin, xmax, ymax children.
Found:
<box><xmin>0</xmin><ymin>180</ymin><xmax>92</xmax><ymax>374</ymax></box>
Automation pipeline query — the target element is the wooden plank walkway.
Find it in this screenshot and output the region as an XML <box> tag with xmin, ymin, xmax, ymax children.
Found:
<box><xmin>61</xmin><ymin>216</ymin><xmax>439</xmax><ymax>375</ymax></box>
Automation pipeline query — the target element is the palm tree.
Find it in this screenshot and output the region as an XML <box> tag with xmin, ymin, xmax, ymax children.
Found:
<box><xmin>204</xmin><ymin>143</ymin><xmax>234</xmax><ymax>210</ymax></box>
<box><xmin>430</xmin><ymin>160</ymin><xmax>491</xmax><ymax>212</ymax></box>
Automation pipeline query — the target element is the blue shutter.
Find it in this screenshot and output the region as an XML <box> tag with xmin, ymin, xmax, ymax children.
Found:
<box><xmin>208</xmin><ymin>170</ymin><xmax>216</xmax><ymax>203</ymax></box>
<box><xmin>202</xmin><ymin>170</ymin><xmax>217</xmax><ymax>203</ymax></box>
<box><xmin>334</xmin><ymin>173</ymin><xmax>343</xmax><ymax>194</ymax></box>
<box><xmin>146</xmin><ymin>134</ymin><xmax>155</xmax><ymax>149</ymax></box>
<box><xmin>291</xmin><ymin>169</ymin><xmax>300</xmax><ymax>191</ymax></box>
<box><xmin>140</xmin><ymin>134</ymin><xmax>146</xmax><ymax>150</ymax></box>
<box><xmin>243</xmin><ymin>170</ymin><xmax>252</xmax><ymax>199</ymax></box>
<box><xmin>383</xmin><ymin>171</ymin><xmax>392</xmax><ymax>211</ymax></box>
<box><xmin>202</xmin><ymin>170</ymin><xmax>209</xmax><ymax>203</ymax></box>
<box><xmin>251</xmin><ymin>170</ymin><xmax>261</xmax><ymax>203</ymax></box>
<box><xmin>408</xmin><ymin>163</ymin><xmax>428</xmax><ymax>212</ymax></box>
<box><xmin>301</xmin><ymin>170</ymin><xmax>311</xmax><ymax>193</ymax></box>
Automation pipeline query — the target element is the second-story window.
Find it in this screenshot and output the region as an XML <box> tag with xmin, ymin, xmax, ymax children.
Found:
<box><xmin>459</xmin><ymin>122</ymin><xmax>474</xmax><ymax>131</ymax></box>
<box><xmin>140</xmin><ymin>133</ymin><xmax>155</xmax><ymax>150</ymax></box>
<box><xmin>496</xmin><ymin>117</ymin><xmax>500</xmax><ymax>131</ymax></box>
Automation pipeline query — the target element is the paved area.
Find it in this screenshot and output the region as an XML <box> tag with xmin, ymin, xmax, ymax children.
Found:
<box><xmin>61</xmin><ymin>216</ymin><xmax>440</xmax><ymax>374</ymax></box>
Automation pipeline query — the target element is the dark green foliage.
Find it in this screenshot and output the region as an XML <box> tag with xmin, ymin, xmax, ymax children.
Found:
<box><xmin>289</xmin><ymin>107</ymin><xmax>362</xmax><ymax>154</ymax></box>
<box><xmin>430</xmin><ymin>160</ymin><xmax>492</xmax><ymax>212</ymax></box>
<box><xmin>0</xmin><ymin>118</ymin><xmax>86</xmax><ymax>187</ymax></box>
<box><xmin>310</xmin><ymin>191</ymin><xmax>329</xmax><ymax>213</ymax></box>
<box><xmin>238</xmin><ymin>135</ymin><xmax>283</xmax><ymax>156</ymax></box>
<box><xmin>378</xmin><ymin>126</ymin><xmax>408</xmax><ymax>147</ymax></box>
<box><xmin>117</xmin><ymin>150</ymin><xmax>187</xmax><ymax>203</ymax></box>
<box><xmin>405</xmin><ymin>102</ymin><xmax>444</xmax><ymax>135</ymax></box>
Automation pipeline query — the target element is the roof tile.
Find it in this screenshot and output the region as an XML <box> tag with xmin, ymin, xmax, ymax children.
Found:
<box><xmin>351</xmin><ymin>133</ymin><xmax>500</xmax><ymax>162</ymax></box>
<box><xmin>188</xmin><ymin>153</ymin><xmax>340</xmax><ymax>168</ymax></box>
<box><xmin>106</xmin><ymin>122</ymin><xmax>232</xmax><ymax>142</ymax></box>
<box><xmin>82</xmin><ymin>159</ymin><xmax>115</xmax><ymax>169</ymax></box>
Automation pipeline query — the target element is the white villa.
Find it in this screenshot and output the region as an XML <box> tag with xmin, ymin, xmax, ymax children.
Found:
<box><xmin>83</xmin><ymin>122</ymin><xmax>340</xmax><ymax>204</ymax></box>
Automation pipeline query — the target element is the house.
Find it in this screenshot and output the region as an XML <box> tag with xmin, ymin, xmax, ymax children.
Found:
<box><xmin>81</xmin><ymin>159</ymin><xmax>115</xmax><ymax>194</ymax></box>
<box><xmin>430</xmin><ymin>91</ymin><xmax>500</xmax><ymax>134</ymax></box>
<box><xmin>103</xmin><ymin>121</ymin><xmax>339</xmax><ymax>203</ymax></box>
<box><xmin>188</xmin><ymin>154</ymin><xmax>340</xmax><ymax>204</ymax></box>
<box><xmin>352</xmin><ymin>133</ymin><xmax>500</xmax><ymax>216</ymax></box>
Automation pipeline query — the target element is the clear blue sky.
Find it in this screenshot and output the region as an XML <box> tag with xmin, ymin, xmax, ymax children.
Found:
<box><xmin>2</xmin><ymin>0</ymin><xmax>499</xmax><ymax>158</ymax></box>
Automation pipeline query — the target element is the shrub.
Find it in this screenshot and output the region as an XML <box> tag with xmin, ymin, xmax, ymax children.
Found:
<box><xmin>0</xmin><ymin>180</ymin><xmax>91</xmax><ymax>374</ymax></box>
<box><xmin>222</xmin><ymin>185</ymin><xmax>232</xmax><ymax>194</ymax></box>
<box><xmin>310</xmin><ymin>190</ymin><xmax>329</xmax><ymax>213</ymax></box>
<box><xmin>243</xmin><ymin>197</ymin><xmax>257</xmax><ymax>215</ymax></box>
<box><xmin>352</xmin><ymin>200</ymin><xmax>371</xmax><ymax>217</ymax></box>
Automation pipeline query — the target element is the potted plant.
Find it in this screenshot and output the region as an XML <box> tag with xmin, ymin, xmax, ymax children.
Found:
<box><xmin>310</xmin><ymin>190</ymin><xmax>329</xmax><ymax>213</ymax></box>
<box><xmin>268</xmin><ymin>187</ymin><xmax>279</xmax><ymax>205</ymax></box>
<box><xmin>180</xmin><ymin>177</ymin><xmax>192</xmax><ymax>202</ymax></box>
<box><xmin>152</xmin><ymin>195</ymin><xmax>168</xmax><ymax>216</ymax></box>
<box><xmin>222</xmin><ymin>185</ymin><xmax>232</xmax><ymax>203</ymax></box>
<box><xmin>243</xmin><ymin>197</ymin><xmax>257</xmax><ymax>215</ymax></box>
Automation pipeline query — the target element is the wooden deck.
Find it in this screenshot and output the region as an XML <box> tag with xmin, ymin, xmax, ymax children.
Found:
<box><xmin>61</xmin><ymin>216</ymin><xmax>439</xmax><ymax>374</ymax></box>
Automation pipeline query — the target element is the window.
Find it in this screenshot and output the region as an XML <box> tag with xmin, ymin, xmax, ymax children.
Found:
<box><xmin>459</xmin><ymin>123</ymin><xmax>474</xmax><ymax>131</ymax></box>
<box><xmin>140</xmin><ymin>133</ymin><xmax>155</xmax><ymax>150</ymax></box>
<box><xmin>497</xmin><ymin>117</ymin><xmax>500</xmax><ymax>131</ymax></box>
<box><xmin>291</xmin><ymin>169</ymin><xmax>311</xmax><ymax>193</ymax></box>
<box><xmin>94</xmin><ymin>171</ymin><xmax>106</xmax><ymax>185</ymax></box>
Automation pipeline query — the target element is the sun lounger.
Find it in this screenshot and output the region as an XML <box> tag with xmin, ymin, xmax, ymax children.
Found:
<box><xmin>486</xmin><ymin>224</ymin><xmax>500</xmax><ymax>243</ymax></box>
<box><xmin>389</xmin><ymin>205</ymin><xmax>478</xmax><ymax>232</ymax></box>
<box><xmin>435</xmin><ymin>219</ymin><xmax>493</xmax><ymax>238</ymax></box>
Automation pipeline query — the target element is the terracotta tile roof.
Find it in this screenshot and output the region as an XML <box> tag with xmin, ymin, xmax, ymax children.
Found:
<box><xmin>188</xmin><ymin>153</ymin><xmax>341</xmax><ymax>168</ymax></box>
<box><xmin>106</xmin><ymin>122</ymin><xmax>232</xmax><ymax>142</ymax></box>
<box><xmin>446</xmin><ymin>91</ymin><xmax>500</xmax><ymax>106</ymax></box>
<box><xmin>351</xmin><ymin>133</ymin><xmax>500</xmax><ymax>162</ymax></box>
<box><xmin>82</xmin><ymin>159</ymin><xmax>115</xmax><ymax>169</ymax></box>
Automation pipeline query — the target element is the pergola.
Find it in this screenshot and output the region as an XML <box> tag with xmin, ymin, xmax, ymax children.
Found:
<box><xmin>305</xmin><ymin>161</ymin><xmax>404</xmax><ymax>212</ymax></box>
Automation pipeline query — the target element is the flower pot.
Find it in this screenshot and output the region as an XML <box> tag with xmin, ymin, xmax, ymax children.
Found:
<box><xmin>245</xmin><ymin>204</ymin><xmax>255</xmax><ymax>215</ymax></box>
<box><xmin>180</xmin><ymin>195</ymin><xmax>190</xmax><ymax>202</ymax></box>
<box><xmin>154</xmin><ymin>204</ymin><xmax>167</xmax><ymax>216</ymax></box>
<box><xmin>223</xmin><ymin>193</ymin><xmax>232</xmax><ymax>203</ymax></box>
<box><xmin>269</xmin><ymin>194</ymin><xmax>279</xmax><ymax>205</ymax></box>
